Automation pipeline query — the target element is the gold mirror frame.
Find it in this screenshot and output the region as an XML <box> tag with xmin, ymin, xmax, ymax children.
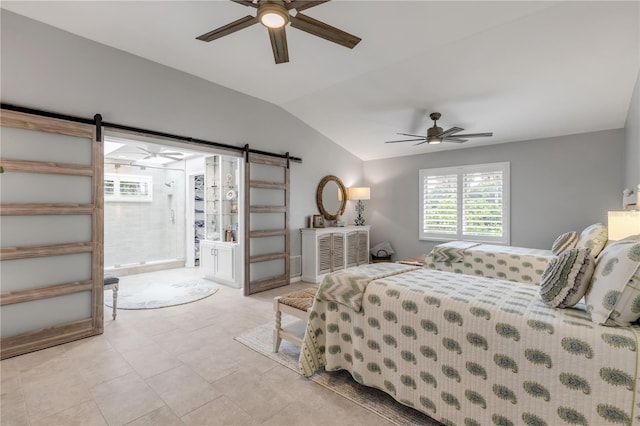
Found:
<box><xmin>316</xmin><ymin>175</ymin><xmax>347</xmax><ymax>221</ymax></box>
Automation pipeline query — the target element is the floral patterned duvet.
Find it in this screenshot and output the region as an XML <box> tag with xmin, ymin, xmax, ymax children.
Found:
<box><xmin>300</xmin><ymin>266</ymin><xmax>640</xmax><ymax>426</ymax></box>
<box><xmin>427</xmin><ymin>242</ymin><xmax>554</xmax><ymax>285</ymax></box>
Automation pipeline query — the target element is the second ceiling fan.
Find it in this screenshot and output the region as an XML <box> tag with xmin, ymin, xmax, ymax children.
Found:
<box><xmin>385</xmin><ymin>112</ymin><xmax>494</xmax><ymax>145</ymax></box>
<box><xmin>196</xmin><ymin>0</ymin><xmax>361</xmax><ymax>64</ymax></box>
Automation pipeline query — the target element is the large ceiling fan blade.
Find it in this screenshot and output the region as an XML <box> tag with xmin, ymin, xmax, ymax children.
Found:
<box><xmin>436</xmin><ymin>127</ymin><xmax>464</xmax><ymax>138</ymax></box>
<box><xmin>385</xmin><ymin>138</ymin><xmax>426</xmax><ymax>144</ymax></box>
<box><xmin>286</xmin><ymin>0</ymin><xmax>329</xmax><ymax>11</ymax></box>
<box><xmin>443</xmin><ymin>138</ymin><xmax>468</xmax><ymax>143</ymax></box>
<box><xmin>268</xmin><ymin>27</ymin><xmax>289</xmax><ymax>64</ymax></box>
<box><xmin>196</xmin><ymin>15</ymin><xmax>259</xmax><ymax>42</ymax></box>
<box><xmin>290</xmin><ymin>13</ymin><xmax>361</xmax><ymax>49</ymax></box>
<box><xmin>231</xmin><ymin>0</ymin><xmax>258</xmax><ymax>8</ymax></box>
<box><xmin>413</xmin><ymin>140</ymin><xmax>429</xmax><ymax>146</ymax></box>
<box><xmin>397</xmin><ymin>132</ymin><xmax>425</xmax><ymax>138</ymax></box>
<box><xmin>452</xmin><ymin>132</ymin><xmax>493</xmax><ymax>138</ymax></box>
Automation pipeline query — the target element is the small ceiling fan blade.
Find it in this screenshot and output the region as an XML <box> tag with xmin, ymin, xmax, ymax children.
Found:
<box><xmin>196</xmin><ymin>15</ymin><xmax>259</xmax><ymax>42</ymax></box>
<box><xmin>161</xmin><ymin>155</ymin><xmax>184</xmax><ymax>161</ymax></box>
<box><xmin>436</xmin><ymin>127</ymin><xmax>463</xmax><ymax>138</ymax></box>
<box><xmin>231</xmin><ymin>0</ymin><xmax>258</xmax><ymax>8</ymax></box>
<box><xmin>286</xmin><ymin>0</ymin><xmax>329</xmax><ymax>11</ymax></box>
<box><xmin>290</xmin><ymin>13</ymin><xmax>361</xmax><ymax>49</ymax></box>
<box><xmin>385</xmin><ymin>138</ymin><xmax>426</xmax><ymax>144</ymax></box>
<box><xmin>413</xmin><ymin>140</ymin><xmax>429</xmax><ymax>146</ymax></box>
<box><xmin>397</xmin><ymin>132</ymin><xmax>425</xmax><ymax>138</ymax></box>
<box><xmin>443</xmin><ymin>138</ymin><xmax>468</xmax><ymax>143</ymax></box>
<box><xmin>268</xmin><ymin>27</ymin><xmax>289</xmax><ymax>64</ymax></box>
<box><xmin>160</xmin><ymin>151</ymin><xmax>182</xmax><ymax>156</ymax></box>
<box><xmin>452</xmin><ymin>132</ymin><xmax>493</xmax><ymax>138</ymax></box>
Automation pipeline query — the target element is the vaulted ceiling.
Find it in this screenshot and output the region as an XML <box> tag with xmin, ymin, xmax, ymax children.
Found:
<box><xmin>2</xmin><ymin>1</ymin><xmax>639</xmax><ymax>161</ymax></box>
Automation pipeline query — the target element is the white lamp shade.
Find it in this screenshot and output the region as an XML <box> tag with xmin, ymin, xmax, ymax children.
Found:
<box><xmin>608</xmin><ymin>210</ymin><xmax>640</xmax><ymax>240</ymax></box>
<box><xmin>348</xmin><ymin>187</ymin><xmax>370</xmax><ymax>201</ymax></box>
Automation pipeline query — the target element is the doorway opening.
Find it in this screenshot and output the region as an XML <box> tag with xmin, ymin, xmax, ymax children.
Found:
<box><xmin>103</xmin><ymin>133</ymin><xmax>244</xmax><ymax>290</ymax></box>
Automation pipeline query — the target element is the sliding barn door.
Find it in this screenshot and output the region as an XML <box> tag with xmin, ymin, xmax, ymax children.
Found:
<box><xmin>0</xmin><ymin>109</ymin><xmax>103</xmax><ymax>359</ymax></box>
<box><xmin>244</xmin><ymin>152</ymin><xmax>290</xmax><ymax>295</ymax></box>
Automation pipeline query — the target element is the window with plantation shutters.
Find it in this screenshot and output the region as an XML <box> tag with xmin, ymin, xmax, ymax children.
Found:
<box><xmin>419</xmin><ymin>162</ymin><xmax>510</xmax><ymax>244</ymax></box>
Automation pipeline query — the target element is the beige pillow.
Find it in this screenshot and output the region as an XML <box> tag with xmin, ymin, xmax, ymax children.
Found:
<box><xmin>575</xmin><ymin>223</ymin><xmax>608</xmax><ymax>257</ymax></box>
<box><xmin>584</xmin><ymin>239</ymin><xmax>640</xmax><ymax>325</ymax></box>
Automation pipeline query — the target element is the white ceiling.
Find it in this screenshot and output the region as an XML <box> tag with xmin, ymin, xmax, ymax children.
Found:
<box><xmin>3</xmin><ymin>1</ymin><xmax>639</xmax><ymax>161</ymax></box>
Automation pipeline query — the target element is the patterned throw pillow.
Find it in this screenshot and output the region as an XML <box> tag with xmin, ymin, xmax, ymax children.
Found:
<box><xmin>584</xmin><ymin>239</ymin><xmax>640</xmax><ymax>325</ymax></box>
<box><xmin>575</xmin><ymin>223</ymin><xmax>608</xmax><ymax>257</ymax></box>
<box><xmin>539</xmin><ymin>248</ymin><xmax>595</xmax><ymax>308</ymax></box>
<box><xmin>551</xmin><ymin>231</ymin><xmax>579</xmax><ymax>255</ymax></box>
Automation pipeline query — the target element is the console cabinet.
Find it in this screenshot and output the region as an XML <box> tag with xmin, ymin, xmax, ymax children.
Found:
<box><xmin>301</xmin><ymin>226</ymin><xmax>370</xmax><ymax>283</ymax></box>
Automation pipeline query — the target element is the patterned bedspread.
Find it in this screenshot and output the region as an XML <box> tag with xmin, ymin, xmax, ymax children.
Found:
<box><xmin>427</xmin><ymin>242</ymin><xmax>554</xmax><ymax>284</ymax></box>
<box><xmin>300</xmin><ymin>267</ymin><xmax>640</xmax><ymax>426</ymax></box>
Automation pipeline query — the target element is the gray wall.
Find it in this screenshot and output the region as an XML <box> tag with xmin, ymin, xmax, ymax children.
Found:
<box><xmin>0</xmin><ymin>10</ymin><xmax>364</xmax><ymax>258</ymax></box>
<box><xmin>364</xmin><ymin>129</ymin><xmax>625</xmax><ymax>260</ymax></box>
<box><xmin>625</xmin><ymin>71</ymin><xmax>640</xmax><ymax>191</ymax></box>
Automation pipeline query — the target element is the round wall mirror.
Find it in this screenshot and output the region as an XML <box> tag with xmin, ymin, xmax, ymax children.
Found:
<box><xmin>316</xmin><ymin>175</ymin><xmax>347</xmax><ymax>221</ymax></box>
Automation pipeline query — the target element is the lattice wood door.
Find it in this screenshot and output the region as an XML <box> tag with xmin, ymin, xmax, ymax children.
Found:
<box><xmin>0</xmin><ymin>109</ymin><xmax>103</xmax><ymax>359</ymax></box>
<box><xmin>244</xmin><ymin>152</ymin><xmax>290</xmax><ymax>295</ymax></box>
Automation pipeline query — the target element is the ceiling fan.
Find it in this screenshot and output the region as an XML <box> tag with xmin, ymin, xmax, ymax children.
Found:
<box><xmin>196</xmin><ymin>0</ymin><xmax>361</xmax><ymax>64</ymax></box>
<box><xmin>137</xmin><ymin>147</ymin><xmax>184</xmax><ymax>161</ymax></box>
<box><xmin>385</xmin><ymin>112</ymin><xmax>494</xmax><ymax>145</ymax></box>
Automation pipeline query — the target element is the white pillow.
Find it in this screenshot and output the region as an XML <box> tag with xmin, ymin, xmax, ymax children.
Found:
<box><xmin>575</xmin><ymin>223</ymin><xmax>608</xmax><ymax>257</ymax></box>
<box><xmin>584</xmin><ymin>239</ymin><xmax>640</xmax><ymax>325</ymax></box>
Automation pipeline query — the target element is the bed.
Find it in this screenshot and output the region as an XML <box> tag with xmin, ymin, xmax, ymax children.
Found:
<box><xmin>299</xmin><ymin>251</ymin><xmax>640</xmax><ymax>426</ymax></box>
<box><xmin>425</xmin><ymin>223</ymin><xmax>610</xmax><ymax>284</ymax></box>
<box><xmin>426</xmin><ymin>241</ymin><xmax>554</xmax><ymax>284</ymax></box>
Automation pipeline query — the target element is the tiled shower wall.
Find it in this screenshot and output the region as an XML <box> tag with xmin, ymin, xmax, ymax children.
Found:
<box><xmin>104</xmin><ymin>163</ymin><xmax>186</xmax><ymax>269</ymax></box>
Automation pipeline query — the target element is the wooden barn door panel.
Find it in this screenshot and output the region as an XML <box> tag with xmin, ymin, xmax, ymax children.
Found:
<box><xmin>244</xmin><ymin>153</ymin><xmax>290</xmax><ymax>295</ymax></box>
<box><xmin>0</xmin><ymin>109</ymin><xmax>103</xmax><ymax>359</ymax></box>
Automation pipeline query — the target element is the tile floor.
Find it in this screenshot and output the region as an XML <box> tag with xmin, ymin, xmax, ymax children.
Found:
<box><xmin>1</xmin><ymin>268</ymin><xmax>396</xmax><ymax>426</ymax></box>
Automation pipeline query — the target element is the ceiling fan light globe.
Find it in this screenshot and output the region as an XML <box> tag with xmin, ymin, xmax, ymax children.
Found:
<box><xmin>258</xmin><ymin>3</ymin><xmax>289</xmax><ymax>28</ymax></box>
<box><xmin>260</xmin><ymin>12</ymin><xmax>286</xmax><ymax>28</ymax></box>
<box><xmin>428</xmin><ymin>138</ymin><xmax>442</xmax><ymax>145</ymax></box>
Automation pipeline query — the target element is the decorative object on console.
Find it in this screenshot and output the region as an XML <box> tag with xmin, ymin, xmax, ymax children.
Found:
<box><xmin>348</xmin><ymin>187</ymin><xmax>370</xmax><ymax>226</ymax></box>
<box><xmin>608</xmin><ymin>210</ymin><xmax>640</xmax><ymax>240</ymax></box>
<box><xmin>312</xmin><ymin>214</ymin><xmax>325</xmax><ymax>228</ymax></box>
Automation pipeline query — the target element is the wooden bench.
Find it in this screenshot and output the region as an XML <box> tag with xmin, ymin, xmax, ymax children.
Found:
<box><xmin>273</xmin><ymin>287</ymin><xmax>317</xmax><ymax>352</ymax></box>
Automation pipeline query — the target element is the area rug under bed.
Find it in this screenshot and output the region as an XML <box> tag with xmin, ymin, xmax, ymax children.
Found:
<box><xmin>235</xmin><ymin>320</ymin><xmax>439</xmax><ymax>426</ymax></box>
<box><xmin>104</xmin><ymin>279</ymin><xmax>219</xmax><ymax>309</ymax></box>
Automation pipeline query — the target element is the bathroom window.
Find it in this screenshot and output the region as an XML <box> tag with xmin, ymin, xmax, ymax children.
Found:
<box><xmin>104</xmin><ymin>174</ymin><xmax>153</xmax><ymax>202</ymax></box>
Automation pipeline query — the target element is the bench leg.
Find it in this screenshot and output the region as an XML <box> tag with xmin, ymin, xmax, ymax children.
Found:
<box><xmin>112</xmin><ymin>284</ymin><xmax>118</xmax><ymax>320</ymax></box>
<box><xmin>273</xmin><ymin>297</ymin><xmax>282</xmax><ymax>353</ymax></box>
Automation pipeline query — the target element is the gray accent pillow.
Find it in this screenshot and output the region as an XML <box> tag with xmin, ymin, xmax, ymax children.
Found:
<box><xmin>540</xmin><ymin>248</ymin><xmax>595</xmax><ymax>308</ymax></box>
<box><xmin>551</xmin><ymin>231</ymin><xmax>578</xmax><ymax>255</ymax></box>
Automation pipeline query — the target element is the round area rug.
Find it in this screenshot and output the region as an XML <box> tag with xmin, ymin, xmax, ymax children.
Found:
<box><xmin>104</xmin><ymin>279</ymin><xmax>219</xmax><ymax>310</ymax></box>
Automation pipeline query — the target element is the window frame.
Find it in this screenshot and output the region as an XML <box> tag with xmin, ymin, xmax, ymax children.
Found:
<box><xmin>104</xmin><ymin>173</ymin><xmax>153</xmax><ymax>202</ymax></box>
<box><xmin>418</xmin><ymin>162</ymin><xmax>510</xmax><ymax>244</ymax></box>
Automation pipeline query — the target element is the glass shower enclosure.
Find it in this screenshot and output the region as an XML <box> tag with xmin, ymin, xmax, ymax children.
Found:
<box><xmin>104</xmin><ymin>162</ymin><xmax>186</xmax><ymax>273</ymax></box>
